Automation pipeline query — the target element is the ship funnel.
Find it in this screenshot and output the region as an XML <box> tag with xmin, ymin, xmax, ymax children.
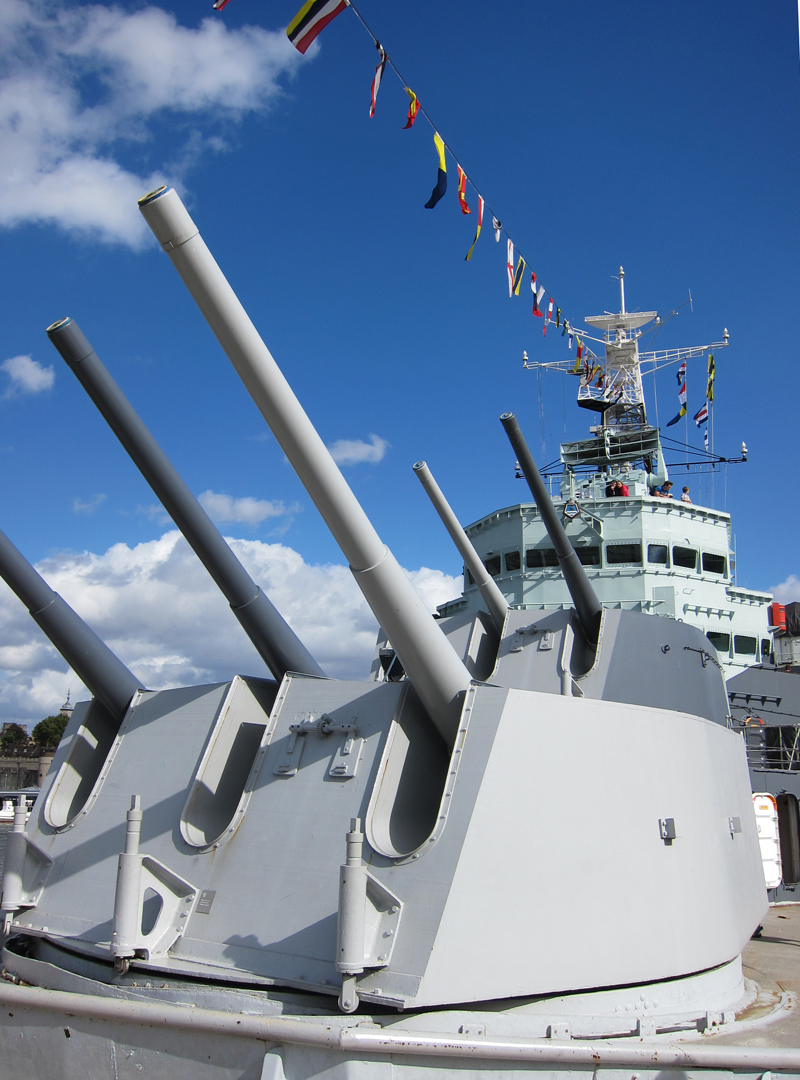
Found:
<box><xmin>413</xmin><ymin>461</ymin><xmax>508</xmax><ymax>636</ymax></box>
<box><xmin>138</xmin><ymin>186</ymin><xmax>471</xmax><ymax>747</ymax></box>
<box><xmin>0</xmin><ymin>528</ymin><xmax>142</xmax><ymax>720</ymax></box>
<box><xmin>500</xmin><ymin>412</ymin><xmax>602</xmax><ymax>645</ymax></box>
<box><xmin>46</xmin><ymin>317</ymin><xmax>323</xmax><ymax>683</ymax></box>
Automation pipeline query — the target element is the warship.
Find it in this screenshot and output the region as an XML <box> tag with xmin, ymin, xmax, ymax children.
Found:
<box><xmin>430</xmin><ymin>269</ymin><xmax>800</xmax><ymax>901</ymax></box>
<box><xmin>0</xmin><ymin>186</ymin><xmax>797</xmax><ymax>1078</ymax></box>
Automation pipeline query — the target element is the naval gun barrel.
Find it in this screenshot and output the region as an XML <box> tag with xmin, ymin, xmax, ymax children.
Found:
<box><xmin>412</xmin><ymin>461</ymin><xmax>508</xmax><ymax>635</ymax></box>
<box><xmin>46</xmin><ymin>317</ymin><xmax>323</xmax><ymax>683</ymax></box>
<box><xmin>0</xmin><ymin>528</ymin><xmax>141</xmax><ymax>720</ymax></box>
<box><xmin>500</xmin><ymin>412</ymin><xmax>602</xmax><ymax>645</ymax></box>
<box><xmin>138</xmin><ymin>186</ymin><xmax>471</xmax><ymax>747</ymax></box>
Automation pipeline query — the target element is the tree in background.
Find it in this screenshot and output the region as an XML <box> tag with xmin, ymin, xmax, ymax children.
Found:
<box><xmin>31</xmin><ymin>715</ymin><xmax>68</xmax><ymax>750</ymax></box>
<box><xmin>0</xmin><ymin>723</ymin><xmax>30</xmax><ymax>752</ymax></box>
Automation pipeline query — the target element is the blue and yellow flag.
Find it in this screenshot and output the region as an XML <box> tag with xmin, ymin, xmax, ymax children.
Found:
<box><xmin>425</xmin><ymin>132</ymin><xmax>447</xmax><ymax>209</ymax></box>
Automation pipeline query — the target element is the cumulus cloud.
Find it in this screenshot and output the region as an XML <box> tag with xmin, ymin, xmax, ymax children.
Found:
<box><xmin>0</xmin><ymin>0</ymin><xmax>304</xmax><ymax>246</ymax></box>
<box><xmin>328</xmin><ymin>434</ymin><xmax>389</xmax><ymax>466</ymax></box>
<box><xmin>0</xmin><ymin>531</ymin><xmax>462</xmax><ymax>725</ymax></box>
<box><xmin>771</xmin><ymin>575</ymin><xmax>800</xmax><ymax>604</ymax></box>
<box><xmin>1</xmin><ymin>355</ymin><xmax>55</xmax><ymax>398</ymax></box>
<box><xmin>198</xmin><ymin>490</ymin><xmax>299</xmax><ymax>527</ymax></box>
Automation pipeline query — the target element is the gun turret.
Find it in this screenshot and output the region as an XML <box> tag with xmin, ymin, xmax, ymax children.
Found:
<box><xmin>500</xmin><ymin>412</ymin><xmax>603</xmax><ymax>645</ymax></box>
<box><xmin>138</xmin><ymin>186</ymin><xmax>471</xmax><ymax>747</ymax></box>
<box><xmin>413</xmin><ymin>461</ymin><xmax>508</xmax><ymax>636</ymax></box>
<box><xmin>46</xmin><ymin>317</ymin><xmax>323</xmax><ymax>683</ymax></box>
<box><xmin>0</xmin><ymin>527</ymin><xmax>141</xmax><ymax>720</ymax></box>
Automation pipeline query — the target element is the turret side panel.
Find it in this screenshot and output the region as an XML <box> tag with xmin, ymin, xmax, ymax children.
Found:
<box><xmin>16</xmin><ymin>683</ymin><xmax>232</xmax><ymax>942</ymax></box>
<box><xmin>414</xmin><ymin>686</ymin><xmax>766</xmax><ymax>1007</ymax></box>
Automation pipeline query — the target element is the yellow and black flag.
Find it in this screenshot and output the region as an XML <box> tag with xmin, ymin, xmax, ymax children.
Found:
<box><xmin>287</xmin><ymin>0</ymin><xmax>349</xmax><ymax>54</ymax></box>
<box><xmin>425</xmin><ymin>132</ymin><xmax>447</xmax><ymax>209</ymax></box>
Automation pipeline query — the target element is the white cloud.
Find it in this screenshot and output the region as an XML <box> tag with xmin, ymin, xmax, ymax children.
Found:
<box><xmin>1</xmin><ymin>354</ymin><xmax>55</xmax><ymax>398</ymax></box>
<box><xmin>0</xmin><ymin>530</ymin><xmax>462</xmax><ymax>725</ymax></box>
<box><xmin>198</xmin><ymin>490</ymin><xmax>299</xmax><ymax>527</ymax></box>
<box><xmin>73</xmin><ymin>493</ymin><xmax>107</xmax><ymax>514</ymax></box>
<box><xmin>771</xmin><ymin>575</ymin><xmax>800</xmax><ymax>604</ymax></box>
<box><xmin>328</xmin><ymin>434</ymin><xmax>389</xmax><ymax>466</ymax></box>
<box><xmin>0</xmin><ymin>0</ymin><xmax>304</xmax><ymax>246</ymax></box>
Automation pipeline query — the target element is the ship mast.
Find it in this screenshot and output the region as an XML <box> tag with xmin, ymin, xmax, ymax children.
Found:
<box><xmin>522</xmin><ymin>269</ymin><xmax>729</xmax><ymax>470</ymax></box>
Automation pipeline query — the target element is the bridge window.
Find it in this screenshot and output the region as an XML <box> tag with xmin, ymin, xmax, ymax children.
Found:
<box><xmin>673</xmin><ymin>546</ymin><xmax>697</xmax><ymax>569</ymax></box>
<box><xmin>483</xmin><ymin>555</ymin><xmax>501</xmax><ymax>577</ymax></box>
<box><xmin>648</xmin><ymin>544</ymin><xmax>668</xmax><ymax>565</ymax></box>
<box><xmin>702</xmin><ymin>552</ymin><xmax>727</xmax><ymax>575</ymax></box>
<box><xmin>504</xmin><ymin>551</ymin><xmax>521</xmax><ymax>572</ymax></box>
<box><xmin>707</xmin><ymin>631</ymin><xmax>731</xmax><ymax>653</ymax></box>
<box><xmin>576</xmin><ymin>547</ymin><xmax>601</xmax><ymax>566</ymax></box>
<box><xmin>526</xmin><ymin>547</ymin><xmax>559</xmax><ymax>568</ymax></box>
<box><xmin>606</xmin><ymin>543</ymin><xmax>642</xmax><ymax>565</ymax></box>
<box><xmin>734</xmin><ymin>635</ymin><xmax>758</xmax><ymax>656</ymax></box>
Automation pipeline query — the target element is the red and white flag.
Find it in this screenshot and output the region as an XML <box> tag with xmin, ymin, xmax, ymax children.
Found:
<box><xmin>531</xmin><ymin>272</ymin><xmax>543</xmax><ymax>316</ymax></box>
<box><xmin>369</xmin><ymin>46</ymin><xmax>387</xmax><ymax>118</ymax></box>
<box><xmin>544</xmin><ymin>297</ymin><xmax>554</xmax><ymax>335</ymax></box>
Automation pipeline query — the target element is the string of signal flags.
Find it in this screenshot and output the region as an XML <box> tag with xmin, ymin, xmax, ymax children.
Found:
<box><xmin>211</xmin><ymin>0</ymin><xmax>598</xmax><ymax>364</ymax></box>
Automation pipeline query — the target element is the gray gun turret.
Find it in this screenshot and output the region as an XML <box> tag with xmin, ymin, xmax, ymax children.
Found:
<box><xmin>0</xmin><ymin>527</ymin><xmax>141</xmax><ymax>720</ymax></box>
<box><xmin>0</xmin><ymin>188</ymin><xmax>766</xmax><ymax>1052</ymax></box>
<box><xmin>500</xmin><ymin>411</ymin><xmax>603</xmax><ymax>645</ymax></box>
<box><xmin>138</xmin><ymin>186</ymin><xmax>471</xmax><ymax>748</ymax></box>
<box><xmin>46</xmin><ymin>316</ymin><xmax>323</xmax><ymax>683</ymax></box>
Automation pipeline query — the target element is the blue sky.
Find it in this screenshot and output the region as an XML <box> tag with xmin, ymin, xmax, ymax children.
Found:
<box><xmin>0</xmin><ymin>0</ymin><xmax>798</xmax><ymax>723</ymax></box>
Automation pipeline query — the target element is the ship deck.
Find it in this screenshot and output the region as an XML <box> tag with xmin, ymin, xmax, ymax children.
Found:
<box><xmin>714</xmin><ymin>902</ymin><xmax>800</xmax><ymax>1050</ymax></box>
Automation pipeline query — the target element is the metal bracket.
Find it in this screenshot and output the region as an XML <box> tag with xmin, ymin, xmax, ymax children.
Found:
<box><xmin>337</xmin><ymin>818</ymin><xmax>403</xmax><ymax>1013</ymax></box>
<box><xmin>273</xmin><ymin>729</ymin><xmax>306</xmax><ymax>777</ymax></box>
<box><xmin>111</xmin><ymin>796</ymin><xmax>197</xmax><ymax>967</ymax></box>
<box><xmin>329</xmin><ymin>732</ymin><xmax>365</xmax><ymax>779</ymax></box>
<box><xmin>659</xmin><ymin>817</ymin><xmax>676</xmax><ymax>845</ymax></box>
<box><xmin>0</xmin><ymin>806</ymin><xmax>52</xmax><ymax>918</ymax></box>
<box><xmin>288</xmin><ymin>712</ymin><xmax>357</xmax><ymax>736</ymax></box>
<box><xmin>276</xmin><ymin>714</ymin><xmax>362</xmax><ymax>779</ymax></box>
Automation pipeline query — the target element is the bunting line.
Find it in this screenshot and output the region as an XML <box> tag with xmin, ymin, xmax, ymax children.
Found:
<box><xmin>278</xmin><ymin>0</ymin><xmax>588</xmax><ymax>351</ymax></box>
